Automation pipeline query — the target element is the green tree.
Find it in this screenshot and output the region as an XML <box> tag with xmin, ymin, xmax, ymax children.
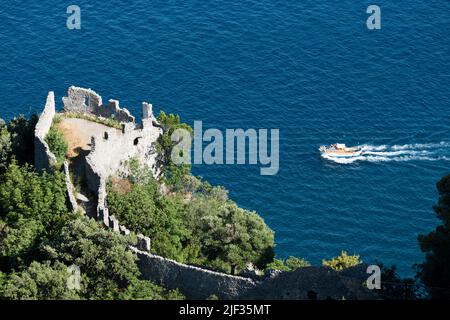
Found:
<box><xmin>42</xmin><ymin>217</ymin><xmax>182</xmax><ymax>300</ymax></box>
<box><xmin>0</xmin><ymin>161</ymin><xmax>70</xmax><ymax>232</ymax></box>
<box><xmin>322</xmin><ymin>251</ymin><xmax>362</xmax><ymax>271</ymax></box>
<box><xmin>265</xmin><ymin>258</ymin><xmax>290</xmax><ymax>271</ymax></box>
<box><xmin>0</xmin><ymin>161</ymin><xmax>71</xmax><ymax>270</ymax></box>
<box><xmin>45</xmin><ymin>126</ymin><xmax>68</xmax><ymax>165</ymax></box>
<box><xmin>7</xmin><ymin>114</ymin><xmax>38</xmax><ymax>165</ymax></box>
<box><xmin>42</xmin><ymin>218</ymin><xmax>140</xmax><ymax>299</ymax></box>
<box><xmin>0</xmin><ymin>218</ymin><xmax>42</xmax><ymax>268</ymax></box>
<box><xmin>0</xmin><ymin>119</ymin><xmax>12</xmax><ymax>173</ymax></box>
<box><xmin>107</xmin><ymin>163</ymin><xmax>190</xmax><ymax>262</ymax></box>
<box><xmin>1</xmin><ymin>261</ymin><xmax>80</xmax><ymax>300</ymax></box>
<box><xmin>156</xmin><ymin>111</ymin><xmax>192</xmax><ymax>188</ymax></box>
<box><xmin>187</xmin><ymin>199</ymin><xmax>275</xmax><ymax>274</ymax></box>
<box><xmin>0</xmin><ymin>213</ymin><xmax>184</xmax><ymax>300</ymax></box>
<box><xmin>265</xmin><ymin>256</ymin><xmax>310</xmax><ymax>272</ymax></box>
<box><xmin>417</xmin><ymin>175</ymin><xmax>450</xmax><ymax>299</ymax></box>
<box><xmin>0</xmin><ymin>270</ymin><xmax>5</xmax><ymax>294</ymax></box>
<box><xmin>118</xmin><ymin>278</ymin><xmax>184</xmax><ymax>300</ymax></box>
<box><xmin>285</xmin><ymin>256</ymin><xmax>310</xmax><ymax>270</ymax></box>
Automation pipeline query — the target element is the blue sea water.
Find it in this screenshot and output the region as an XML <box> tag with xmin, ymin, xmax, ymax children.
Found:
<box><xmin>1</xmin><ymin>0</ymin><xmax>449</xmax><ymax>276</ymax></box>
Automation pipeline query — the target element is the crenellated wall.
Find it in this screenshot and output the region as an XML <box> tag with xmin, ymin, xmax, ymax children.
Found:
<box><xmin>62</xmin><ymin>86</ymin><xmax>135</xmax><ymax>123</ymax></box>
<box><xmin>62</xmin><ymin>86</ymin><xmax>102</xmax><ymax>113</ymax></box>
<box><xmin>34</xmin><ymin>91</ymin><xmax>57</xmax><ymax>172</ymax></box>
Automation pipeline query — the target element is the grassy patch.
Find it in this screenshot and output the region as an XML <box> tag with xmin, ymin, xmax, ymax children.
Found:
<box><xmin>60</xmin><ymin>112</ymin><xmax>123</xmax><ymax>129</ymax></box>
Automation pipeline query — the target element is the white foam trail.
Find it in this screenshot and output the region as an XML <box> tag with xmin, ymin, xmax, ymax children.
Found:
<box><xmin>361</xmin><ymin>145</ymin><xmax>388</xmax><ymax>151</ymax></box>
<box><xmin>390</xmin><ymin>142</ymin><xmax>450</xmax><ymax>151</ymax></box>
<box><xmin>321</xmin><ymin>142</ymin><xmax>450</xmax><ymax>164</ymax></box>
<box><xmin>362</xmin><ymin>150</ymin><xmax>430</xmax><ymax>156</ymax></box>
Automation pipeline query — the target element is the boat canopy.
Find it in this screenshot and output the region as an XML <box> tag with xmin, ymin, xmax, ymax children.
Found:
<box><xmin>336</xmin><ymin>143</ymin><xmax>346</xmax><ymax>149</ymax></box>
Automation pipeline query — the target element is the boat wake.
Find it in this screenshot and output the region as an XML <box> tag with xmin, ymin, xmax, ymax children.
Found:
<box><xmin>321</xmin><ymin>142</ymin><xmax>450</xmax><ymax>164</ymax></box>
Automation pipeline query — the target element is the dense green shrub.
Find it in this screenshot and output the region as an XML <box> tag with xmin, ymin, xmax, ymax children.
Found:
<box><xmin>107</xmin><ymin>163</ymin><xmax>190</xmax><ymax>262</ymax></box>
<box><xmin>286</xmin><ymin>256</ymin><xmax>311</xmax><ymax>270</ymax></box>
<box><xmin>39</xmin><ymin>217</ymin><xmax>183</xmax><ymax>300</ymax></box>
<box><xmin>156</xmin><ymin>111</ymin><xmax>192</xmax><ymax>187</ymax></box>
<box><xmin>0</xmin><ymin>161</ymin><xmax>72</xmax><ymax>270</ymax></box>
<box><xmin>0</xmin><ymin>161</ymin><xmax>70</xmax><ymax>232</ymax></box>
<box><xmin>265</xmin><ymin>256</ymin><xmax>310</xmax><ymax>271</ymax></box>
<box><xmin>118</xmin><ymin>278</ymin><xmax>184</xmax><ymax>300</ymax></box>
<box><xmin>0</xmin><ymin>217</ymin><xmax>184</xmax><ymax>300</ymax></box>
<box><xmin>0</xmin><ymin>270</ymin><xmax>5</xmax><ymax>293</ymax></box>
<box><xmin>185</xmin><ymin>197</ymin><xmax>275</xmax><ymax>274</ymax></box>
<box><xmin>0</xmin><ymin>119</ymin><xmax>12</xmax><ymax>173</ymax></box>
<box><xmin>322</xmin><ymin>251</ymin><xmax>362</xmax><ymax>271</ymax></box>
<box><xmin>45</xmin><ymin>126</ymin><xmax>68</xmax><ymax>165</ymax></box>
<box><xmin>7</xmin><ymin>114</ymin><xmax>38</xmax><ymax>165</ymax></box>
<box><xmin>1</xmin><ymin>261</ymin><xmax>81</xmax><ymax>300</ymax></box>
<box><xmin>265</xmin><ymin>259</ymin><xmax>290</xmax><ymax>271</ymax></box>
<box><xmin>0</xmin><ymin>115</ymin><xmax>38</xmax><ymax>171</ymax></box>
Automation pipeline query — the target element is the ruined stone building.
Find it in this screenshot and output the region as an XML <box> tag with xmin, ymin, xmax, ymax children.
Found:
<box><xmin>34</xmin><ymin>87</ymin><xmax>376</xmax><ymax>300</ymax></box>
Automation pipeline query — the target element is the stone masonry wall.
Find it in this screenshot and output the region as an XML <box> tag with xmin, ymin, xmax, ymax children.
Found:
<box><xmin>34</xmin><ymin>91</ymin><xmax>57</xmax><ymax>172</ymax></box>
<box><xmin>244</xmin><ymin>263</ymin><xmax>376</xmax><ymax>300</ymax></box>
<box><xmin>85</xmin><ymin>121</ymin><xmax>161</xmax><ymax>193</ymax></box>
<box><xmin>62</xmin><ymin>86</ymin><xmax>102</xmax><ymax>114</ymax></box>
<box><xmin>64</xmin><ymin>161</ymin><xmax>78</xmax><ymax>213</ymax></box>
<box><xmin>131</xmin><ymin>247</ymin><xmax>258</xmax><ymax>300</ymax></box>
<box><xmin>101</xmin><ymin>99</ymin><xmax>135</xmax><ymax>123</ymax></box>
<box><xmin>62</xmin><ymin>86</ymin><xmax>135</xmax><ymax>123</ymax></box>
<box><xmin>131</xmin><ymin>247</ymin><xmax>377</xmax><ymax>300</ymax></box>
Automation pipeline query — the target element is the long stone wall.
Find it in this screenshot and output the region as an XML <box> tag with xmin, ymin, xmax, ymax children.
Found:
<box><xmin>34</xmin><ymin>91</ymin><xmax>57</xmax><ymax>172</ymax></box>
<box><xmin>245</xmin><ymin>263</ymin><xmax>376</xmax><ymax>300</ymax></box>
<box><xmin>131</xmin><ymin>247</ymin><xmax>258</xmax><ymax>300</ymax></box>
<box><xmin>131</xmin><ymin>248</ymin><xmax>377</xmax><ymax>300</ymax></box>
<box><xmin>103</xmin><ymin>208</ymin><xmax>377</xmax><ymax>300</ymax></box>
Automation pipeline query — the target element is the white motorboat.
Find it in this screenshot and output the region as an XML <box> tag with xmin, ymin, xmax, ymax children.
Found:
<box><xmin>319</xmin><ymin>143</ymin><xmax>363</xmax><ymax>158</ymax></box>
